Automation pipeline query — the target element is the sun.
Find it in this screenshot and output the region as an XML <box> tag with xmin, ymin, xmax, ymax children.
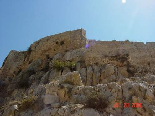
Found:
<box><xmin>122</xmin><ymin>0</ymin><xmax>126</xmax><ymax>4</ymax></box>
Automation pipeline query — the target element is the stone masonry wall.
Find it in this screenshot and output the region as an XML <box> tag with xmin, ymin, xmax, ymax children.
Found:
<box><xmin>85</xmin><ymin>40</ymin><xmax>155</xmax><ymax>68</ymax></box>
<box><xmin>1</xmin><ymin>29</ymin><xmax>155</xmax><ymax>77</ymax></box>
<box><xmin>26</xmin><ymin>29</ymin><xmax>86</xmax><ymax>62</ymax></box>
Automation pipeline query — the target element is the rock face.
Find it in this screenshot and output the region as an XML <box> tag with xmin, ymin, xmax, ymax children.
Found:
<box><xmin>1</xmin><ymin>29</ymin><xmax>155</xmax><ymax>116</ymax></box>
<box><xmin>0</xmin><ymin>50</ymin><xmax>26</xmax><ymax>77</ymax></box>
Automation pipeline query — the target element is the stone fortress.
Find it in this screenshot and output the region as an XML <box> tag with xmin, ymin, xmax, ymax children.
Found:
<box><xmin>1</xmin><ymin>29</ymin><xmax>155</xmax><ymax>116</ymax></box>
<box><xmin>1</xmin><ymin>29</ymin><xmax>155</xmax><ymax>78</ymax></box>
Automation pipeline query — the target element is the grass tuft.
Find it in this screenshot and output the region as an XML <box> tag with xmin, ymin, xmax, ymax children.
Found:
<box><xmin>19</xmin><ymin>96</ymin><xmax>37</xmax><ymax>111</ymax></box>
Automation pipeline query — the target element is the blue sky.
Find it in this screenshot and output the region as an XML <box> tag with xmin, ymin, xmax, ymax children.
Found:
<box><xmin>0</xmin><ymin>0</ymin><xmax>155</xmax><ymax>67</ymax></box>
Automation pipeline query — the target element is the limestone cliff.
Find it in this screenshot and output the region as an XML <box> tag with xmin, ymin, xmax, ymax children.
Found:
<box><xmin>0</xmin><ymin>29</ymin><xmax>155</xmax><ymax>116</ymax></box>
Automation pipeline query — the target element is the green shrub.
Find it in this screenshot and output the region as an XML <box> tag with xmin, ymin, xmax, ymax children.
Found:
<box><xmin>53</xmin><ymin>60</ymin><xmax>64</xmax><ymax>70</ymax></box>
<box><xmin>53</xmin><ymin>60</ymin><xmax>75</xmax><ymax>71</ymax></box>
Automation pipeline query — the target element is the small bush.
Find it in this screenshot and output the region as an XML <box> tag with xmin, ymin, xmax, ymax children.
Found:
<box><xmin>19</xmin><ymin>96</ymin><xmax>37</xmax><ymax>111</ymax></box>
<box><xmin>53</xmin><ymin>60</ymin><xmax>65</xmax><ymax>70</ymax></box>
<box><xmin>17</xmin><ymin>75</ymin><xmax>29</xmax><ymax>88</ymax></box>
<box><xmin>17</xmin><ymin>70</ymin><xmax>36</xmax><ymax>88</ymax></box>
<box><xmin>53</xmin><ymin>60</ymin><xmax>75</xmax><ymax>71</ymax></box>
<box><xmin>84</xmin><ymin>97</ymin><xmax>108</xmax><ymax>112</ymax></box>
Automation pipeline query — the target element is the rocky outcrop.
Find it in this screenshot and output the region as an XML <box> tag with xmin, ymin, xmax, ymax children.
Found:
<box><xmin>3</xmin><ymin>71</ymin><xmax>155</xmax><ymax>116</ymax></box>
<box><xmin>0</xmin><ymin>50</ymin><xmax>26</xmax><ymax>77</ymax></box>
<box><xmin>1</xmin><ymin>29</ymin><xmax>155</xmax><ymax>116</ymax></box>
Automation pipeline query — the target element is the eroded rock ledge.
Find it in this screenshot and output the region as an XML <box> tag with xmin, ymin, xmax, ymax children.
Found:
<box><xmin>0</xmin><ymin>29</ymin><xmax>155</xmax><ymax>116</ymax></box>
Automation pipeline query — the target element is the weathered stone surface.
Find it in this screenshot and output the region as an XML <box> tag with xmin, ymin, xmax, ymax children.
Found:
<box><xmin>63</xmin><ymin>48</ymin><xmax>86</xmax><ymax>62</ymax></box>
<box><xmin>86</xmin><ymin>66</ymin><xmax>93</xmax><ymax>85</ymax></box>
<box><xmin>35</xmin><ymin>108</ymin><xmax>58</xmax><ymax>116</ymax></box>
<box><xmin>53</xmin><ymin>53</ymin><xmax>63</xmax><ymax>61</ymax></box>
<box><xmin>118</xmin><ymin>67</ymin><xmax>128</xmax><ymax>78</ymax></box>
<box><xmin>0</xmin><ymin>50</ymin><xmax>26</xmax><ymax>77</ymax></box>
<box><xmin>84</xmin><ymin>41</ymin><xmax>155</xmax><ymax>69</ymax></box>
<box><xmin>118</xmin><ymin>77</ymin><xmax>130</xmax><ymax>85</ymax></box>
<box><xmin>51</xmin><ymin>103</ymin><xmax>60</xmax><ymax>108</ymax></box>
<box><xmin>33</xmin><ymin>85</ymin><xmax>46</xmax><ymax>96</ymax></box>
<box><xmin>145</xmin><ymin>88</ymin><xmax>154</xmax><ymax>102</ymax></box>
<box><xmin>57</xmin><ymin>88</ymin><xmax>67</xmax><ymax>102</ymax></box>
<box><xmin>75</xmin><ymin>62</ymin><xmax>81</xmax><ymax>72</ymax></box>
<box><xmin>122</xmin><ymin>107</ymin><xmax>139</xmax><ymax>116</ymax></box>
<box><xmin>60</xmin><ymin>71</ymin><xmax>83</xmax><ymax>86</ymax></box>
<box><xmin>144</xmin><ymin>75</ymin><xmax>155</xmax><ymax>84</ymax></box>
<box><xmin>73</xmin><ymin>108</ymin><xmax>100</xmax><ymax>116</ymax></box>
<box><xmin>62</xmin><ymin>67</ymin><xmax>71</xmax><ymax>75</ymax></box>
<box><xmin>27</xmin><ymin>29</ymin><xmax>86</xmax><ymax>64</ymax></box>
<box><xmin>104</xmin><ymin>64</ymin><xmax>115</xmax><ymax>77</ymax></box>
<box><xmin>79</xmin><ymin>68</ymin><xmax>86</xmax><ymax>84</ymax></box>
<box><xmin>40</xmin><ymin>71</ymin><xmax>50</xmax><ymax>84</ymax></box>
<box><xmin>100</xmin><ymin>64</ymin><xmax>116</xmax><ymax>84</ymax></box>
<box><xmin>26</xmin><ymin>59</ymin><xmax>42</xmax><ymax>72</ymax></box>
<box><xmin>43</xmin><ymin>94</ymin><xmax>59</xmax><ymax>104</ymax></box>
<box><xmin>92</xmin><ymin>65</ymin><xmax>100</xmax><ymax>85</ymax></box>
<box><xmin>49</xmin><ymin>69</ymin><xmax>61</xmax><ymax>81</ymax></box>
<box><xmin>20</xmin><ymin>109</ymin><xmax>33</xmax><ymax>116</ymax></box>
<box><xmin>46</xmin><ymin>81</ymin><xmax>60</xmax><ymax>94</ymax></box>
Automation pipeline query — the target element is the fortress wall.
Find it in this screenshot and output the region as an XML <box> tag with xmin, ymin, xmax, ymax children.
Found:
<box><xmin>27</xmin><ymin>29</ymin><xmax>86</xmax><ymax>62</ymax></box>
<box><xmin>146</xmin><ymin>42</ymin><xmax>155</xmax><ymax>67</ymax></box>
<box><xmin>1</xmin><ymin>29</ymin><xmax>155</xmax><ymax>77</ymax></box>
<box><xmin>85</xmin><ymin>40</ymin><xmax>155</xmax><ymax>67</ymax></box>
<box><xmin>146</xmin><ymin>42</ymin><xmax>155</xmax><ymax>47</ymax></box>
<box><xmin>1</xmin><ymin>29</ymin><xmax>87</xmax><ymax>76</ymax></box>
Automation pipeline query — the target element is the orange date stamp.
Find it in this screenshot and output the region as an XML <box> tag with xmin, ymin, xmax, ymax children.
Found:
<box><xmin>113</xmin><ymin>103</ymin><xmax>142</xmax><ymax>108</ymax></box>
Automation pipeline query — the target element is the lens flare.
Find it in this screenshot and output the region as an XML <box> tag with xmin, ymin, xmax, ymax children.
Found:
<box><xmin>122</xmin><ymin>0</ymin><xmax>126</xmax><ymax>3</ymax></box>
<box><xmin>85</xmin><ymin>40</ymin><xmax>97</xmax><ymax>49</ymax></box>
<box><xmin>85</xmin><ymin>44</ymin><xmax>89</xmax><ymax>49</ymax></box>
